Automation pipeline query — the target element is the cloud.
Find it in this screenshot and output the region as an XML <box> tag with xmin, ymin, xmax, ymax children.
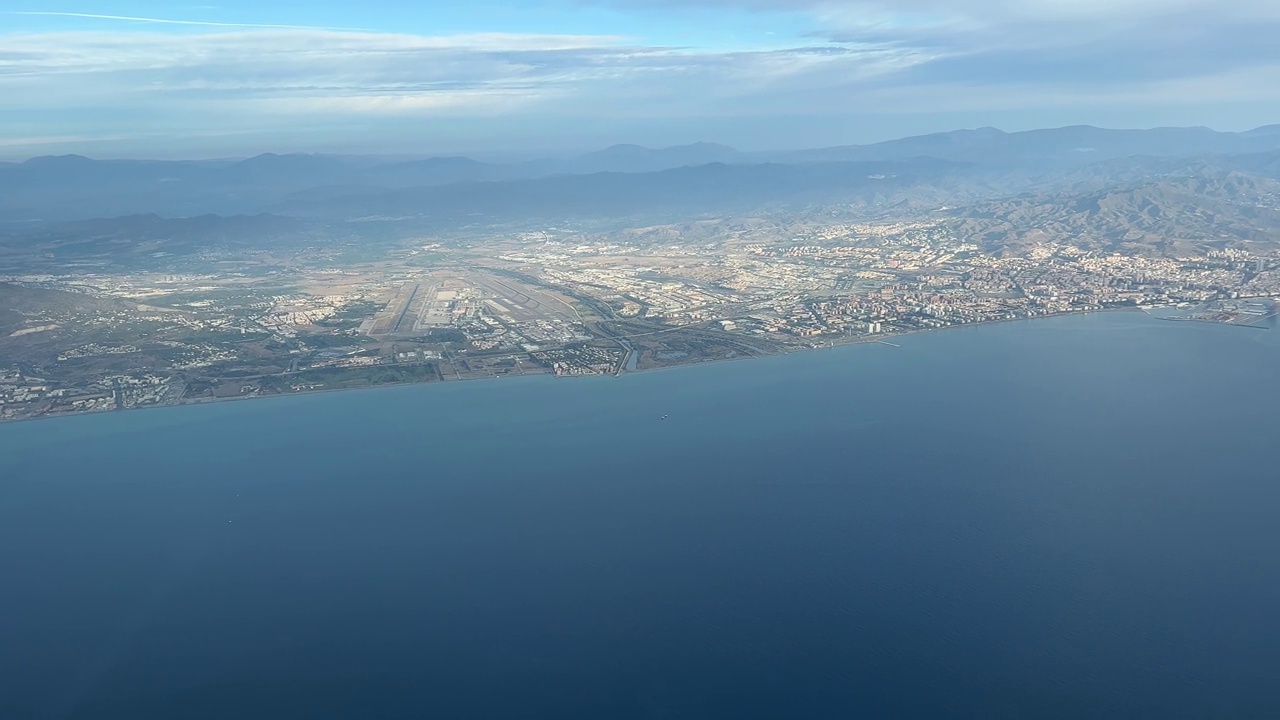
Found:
<box><xmin>600</xmin><ymin>0</ymin><xmax>1280</xmax><ymax>86</ymax></box>
<box><xmin>850</xmin><ymin>8</ymin><xmax>1280</xmax><ymax>111</ymax></box>
<box><xmin>5</xmin><ymin>10</ymin><xmax>372</xmax><ymax>31</ymax></box>
<box><xmin>1</xmin><ymin>1</ymin><xmax>1278</xmax><ymax>157</ymax></box>
<box><xmin>602</xmin><ymin>0</ymin><xmax>1280</xmax><ymax>20</ymax></box>
<box><xmin>0</xmin><ymin>27</ymin><xmax>908</xmax><ymax>122</ymax></box>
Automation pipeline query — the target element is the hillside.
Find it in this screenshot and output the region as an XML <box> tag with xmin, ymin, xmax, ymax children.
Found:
<box><xmin>950</xmin><ymin>170</ymin><xmax>1280</xmax><ymax>255</ymax></box>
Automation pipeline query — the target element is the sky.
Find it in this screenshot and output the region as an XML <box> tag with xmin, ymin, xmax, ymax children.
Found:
<box><xmin>3</xmin><ymin>0</ymin><xmax>1280</xmax><ymax>159</ymax></box>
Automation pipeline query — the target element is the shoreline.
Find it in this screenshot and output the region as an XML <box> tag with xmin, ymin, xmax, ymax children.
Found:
<box><xmin>0</xmin><ymin>307</ymin><xmax>1242</xmax><ymax>427</ymax></box>
<box><xmin>609</xmin><ymin>307</ymin><xmax>1157</xmax><ymax>380</ymax></box>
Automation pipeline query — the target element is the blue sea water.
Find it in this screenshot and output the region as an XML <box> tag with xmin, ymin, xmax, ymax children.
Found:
<box><xmin>2</xmin><ymin>312</ymin><xmax>1279</xmax><ymax>719</ymax></box>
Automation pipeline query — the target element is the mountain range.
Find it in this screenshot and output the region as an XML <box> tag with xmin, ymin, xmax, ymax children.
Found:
<box><xmin>3</xmin><ymin>124</ymin><xmax>1280</xmax><ymax>267</ymax></box>
<box><xmin>953</xmin><ymin>170</ymin><xmax>1280</xmax><ymax>256</ymax></box>
<box><xmin>4</xmin><ymin>125</ymin><xmax>1280</xmax><ymax>224</ymax></box>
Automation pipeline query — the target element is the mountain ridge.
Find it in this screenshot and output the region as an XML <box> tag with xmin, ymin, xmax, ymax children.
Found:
<box><xmin>3</xmin><ymin>124</ymin><xmax>1279</xmax><ymax>226</ymax></box>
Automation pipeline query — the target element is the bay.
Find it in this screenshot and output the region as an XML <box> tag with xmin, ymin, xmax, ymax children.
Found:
<box><xmin>2</xmin><ymin>312</ymin><xmax>1279</xmax><ymax>719</ymax></box>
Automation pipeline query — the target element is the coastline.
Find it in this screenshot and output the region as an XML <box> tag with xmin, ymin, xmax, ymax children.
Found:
<box><xmin>0</xmin><ymin>307</ymin><xmax>1242</xmax><ymax>427</ymax></box>
<box><xmin>607</xmin><ymin>306</ymin><xmax>1163</xmax><ymax>380</ymax></box>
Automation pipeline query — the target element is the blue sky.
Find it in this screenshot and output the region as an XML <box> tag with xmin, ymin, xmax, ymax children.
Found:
<box><xmin>4</xmin><ymin>0</ymin><xmax>1280</xmax><ymax>158</ymax></box>
<box><xmin>5</xmin><ymin>1</ymin><xmax>813</xmax><ymax>47</ymax></box>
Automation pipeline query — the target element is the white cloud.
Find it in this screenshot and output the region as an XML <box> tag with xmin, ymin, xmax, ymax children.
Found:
<box><xmin>5</xmin><ymin>10</ymin><xmax>373</xmax><ymax>31</ymax></box>
<box><xmin>1</xmin><ymin>0</ymin><xmax>1278</xmax><ymax>157</ymax></box>
<box><xmin>0</xmin><ymin>27</ymin><xmax>908</xmax><ymax>121</ymax></box>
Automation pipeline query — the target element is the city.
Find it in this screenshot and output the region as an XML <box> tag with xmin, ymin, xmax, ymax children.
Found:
<box><xmin>4</xmin><ymin>214</ymin><xmax>1279</xmax><ymax>422</ymax></box>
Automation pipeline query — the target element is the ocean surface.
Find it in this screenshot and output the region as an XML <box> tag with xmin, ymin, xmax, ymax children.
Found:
<box><xmin>2</xmin><ymin>312</ymin><xmax>1279</xmax><ymax>719</ymax></box>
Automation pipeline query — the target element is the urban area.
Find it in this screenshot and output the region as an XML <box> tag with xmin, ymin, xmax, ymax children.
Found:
<box><xmin>4</xmin><ymin>217</ymin><xmax>1280</xmax><ymax>422</ymax></box>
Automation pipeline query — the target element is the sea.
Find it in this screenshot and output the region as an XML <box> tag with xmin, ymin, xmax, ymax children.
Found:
<box><xmin>2</xmin><ymin>312</ymin><xmax>1279</xmax><ymax>719</ymax></box>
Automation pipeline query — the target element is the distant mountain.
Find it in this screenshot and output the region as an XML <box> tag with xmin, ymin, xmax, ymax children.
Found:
<box><xmin>6</xmin><ymin>139</ymin><xmax>1280</xmax><ymax>268</ymax></box>
<box><xmin>1222</xmin><ymin>150</ymin><xmax>1280</xmax><ymax>179</ymax></box>
<box><xmin>4</xmin><ymin>125</ymin><xmax>1280</xmax><ymax>224</ymax></box>
<box><xmin>371</xmin><ymin>156</ymin><xmax>506</xmax><ymax>186</ymax></box>
<box><xmin>1244</xmin><ymin>124</ymin><xmax>1280</xmax><ymax>138</ymax></box>
<box><xmin>0</xmin><ymin>144</ymin><xmax>749</xmax><ymax>222</ymax></box>
<box><xmin>567</xmin><ymin>142</ymin><xmax>742</xmax><ymax>174</ymax></box>
<box><xmin>773</xmin><ymin>125</ymin><xmax>1280</xmax><ymax>168</ymax></box>
<box><xmin>219</xmin><ymin>153</ymin><xmax>357</xmax><ymax>186</ymax></box>
<box><xmin>950</xmin><ymin>168</ymin><xmax>1280</xmax><ymax>255</ymax></box>
<box><xmin>268</xmin><ymin>158</ymin><xmax>969</xmax><ymax>225</ymax></box>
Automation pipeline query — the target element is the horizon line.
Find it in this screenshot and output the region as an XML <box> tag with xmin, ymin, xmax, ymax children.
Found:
<box><xmin>2</xmin><ymin>121</ymin><xmax>1278</xmax><ymax>164</ymax></box>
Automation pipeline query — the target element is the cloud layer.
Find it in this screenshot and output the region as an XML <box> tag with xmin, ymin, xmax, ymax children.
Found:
<box><xmin>3</xmin><ymin>1</ymin><xmax>1278</xmax><ymax>157</ymax></box>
